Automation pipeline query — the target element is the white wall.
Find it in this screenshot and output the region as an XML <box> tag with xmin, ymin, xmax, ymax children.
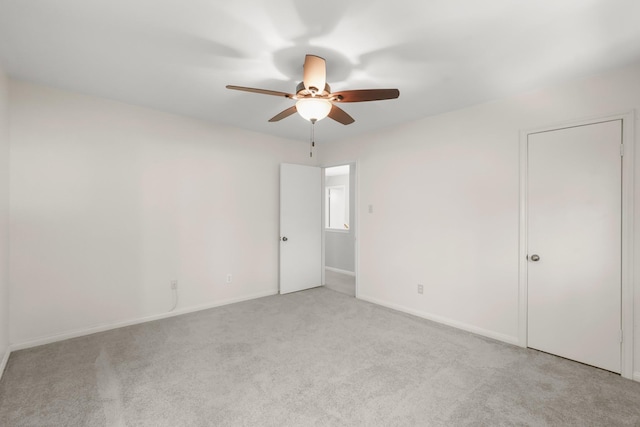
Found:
<box><xmin>324</xmin><ymin>170</ymin><xmax>355</xmax><ymax>272</ymax></box>
<box><xmin>318</xmin><ymin>61</ymin><xmax>640</xmax><ymax>378</ymax></box>
<box><xmin>9</xmin><ymin>80</ymin><xmax>313</xmax><ymax>347</ymax></box>
<box><xmin>0</xmin><ymin>67</ymin><xmax>10</xmax><ymax>369</ymax></box>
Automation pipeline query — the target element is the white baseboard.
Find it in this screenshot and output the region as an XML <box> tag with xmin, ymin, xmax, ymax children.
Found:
<box><xmin>325</xmin><ymin>266</ymin><xmax>356</xmax><ymax>276</ymax></box>
<box><xmin>633</xmin><ymin>372</ymin><xmax>640</xmax><ymax>383</ymax></box>
<box><xmin>11</xmin><ymin>289</ymin><xmax>278</xmax><ymax>351</ymax></box>
<box><xmin>0</xmin><ymin>347</ymin><xmax>10</xmax><ymax>381</ymax></box>
<box><xmin>357</xmin><ymin>293</ymin><xmax>520</xmax><ymax>346</ymax></box>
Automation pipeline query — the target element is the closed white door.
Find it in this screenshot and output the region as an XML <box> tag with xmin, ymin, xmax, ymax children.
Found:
<box><xmin>280</xmin><ymin>163</ymin><xmax>322</xmax><ymax>294</ymax></box>
<box><xmin>527</xmin><ymin>120</ymin><xmax>622</xmax><ymax>373</ymax></box>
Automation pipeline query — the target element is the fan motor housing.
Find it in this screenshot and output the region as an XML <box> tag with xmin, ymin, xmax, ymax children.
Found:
<box><xmin>296</xmin><ymin>82</ymin><xmax>331</xmax><ymax>98</ymax></box>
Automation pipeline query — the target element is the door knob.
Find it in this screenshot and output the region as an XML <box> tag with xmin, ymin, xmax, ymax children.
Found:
<box><xmin>281</xmin><ymin>236</ymin><xmax>288</xmax><ymax>242</ymax></box>
<box><xmin>530</xmin><ymin>254</ymin><xmax>540</xmax><ymax>262</ymax></box>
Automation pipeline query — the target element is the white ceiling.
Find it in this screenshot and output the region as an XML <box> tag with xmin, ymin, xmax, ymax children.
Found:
<box><xmin>1</xmin><ymin>0</ymin><xmax>640</xmax><ymax>143</ymax></box>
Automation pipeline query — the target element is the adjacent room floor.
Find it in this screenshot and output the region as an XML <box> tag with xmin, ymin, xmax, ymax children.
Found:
<box><xmin>323</xmin><ymin>269</ymin><xmax>355</xmax><ymax>297</ymax></box>
<box><xmin>1</xmin><ymin>287</ymin><xmax>639</xmax><ymax>426</ymax></box>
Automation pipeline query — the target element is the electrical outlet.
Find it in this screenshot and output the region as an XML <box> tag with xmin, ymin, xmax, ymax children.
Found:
<box><xmin>226</xmin><ymin>274</ymin><xmax>232</xmax><ymax>284</ymax></box>
<box><xmin>171</xmin><ymin>280</ymin><xmax>178</xmax><ymax>290</ymax></box>
<box><xmin>417</xmin><ymin>284</ymin><xmax>424</xmax><ymax>294</ymax></box>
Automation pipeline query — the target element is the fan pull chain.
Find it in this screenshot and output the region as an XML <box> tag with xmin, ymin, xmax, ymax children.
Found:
<box><xmin>309</xmin><ymin>119</ymin><xmax>316</xmax><ymax>157</ymax></box>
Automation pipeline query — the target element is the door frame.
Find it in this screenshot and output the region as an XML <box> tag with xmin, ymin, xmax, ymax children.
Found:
<box><xmin>518</xmin><ymin>111</ymin><xmax>635</xmax><ymax>379</ymax></box>
<box><xmin>321</xmin><ymin>160</ymin><xmax>359</xmax><ymax>298</ymax></box>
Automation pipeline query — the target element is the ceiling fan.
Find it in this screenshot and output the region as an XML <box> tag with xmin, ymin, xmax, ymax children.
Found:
<box><xmin>226</xmin><ymin>55</ymin><xmax>400</xmax><ymax>125</ymax></box>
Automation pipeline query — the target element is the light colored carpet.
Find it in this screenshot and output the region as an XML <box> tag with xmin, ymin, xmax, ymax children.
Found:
<box><xmin>324</xmin><ymin>269</ymin><xmax>355</xmax><ymax>297</ymax></box>
<box><xmin>1</xmin><ymin>287</ymin><xmax>639</xmax><ymax>426</ymax></box>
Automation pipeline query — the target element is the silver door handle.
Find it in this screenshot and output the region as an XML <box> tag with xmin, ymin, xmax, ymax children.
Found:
<box><xmin>530</xmin><ymin>254</ymin><xmax>540</xmax><ymax>262</ymax></box>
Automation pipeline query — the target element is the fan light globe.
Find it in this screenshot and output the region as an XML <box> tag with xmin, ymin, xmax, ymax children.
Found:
<box><xmin>296</xmin><ymin>98</ymin><xmax>331</xmax><ymax>122</ymax></box>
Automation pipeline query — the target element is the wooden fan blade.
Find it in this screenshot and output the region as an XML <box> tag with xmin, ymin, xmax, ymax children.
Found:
<box><xmin>331</xmin><ymin>89</ymin><xmax>400</xmax><ymax>102</ymax></box>
<box><xmin>226</xmin><ymin>85</ymin><xmax>294</xmax><ymax>98</ymax></box>
<box><xmin>268</xmin><ymin>106</ymin><xmax>297</xmax><ymax>122</ymax></box>
<box><xmin>303</xmin><ymin>55</ymin><xmax>326</xmax><ymax>94</ymax></box>
<box><xmin>328</xmin><ymin>104</ymin><xmax>355</xmax><ymax>125</ymax></box>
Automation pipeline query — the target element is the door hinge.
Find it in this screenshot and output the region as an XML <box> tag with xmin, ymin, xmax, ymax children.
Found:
<box><xmin>620</xmin><ymin>144</ymin><xmax>624</xmax><ymax>156</ymax></box>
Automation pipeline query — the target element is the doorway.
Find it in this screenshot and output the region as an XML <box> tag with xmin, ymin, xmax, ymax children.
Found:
<box><xmin>323</xmin><ymin>163</ymin><xmax>356</xmax><ymax>297</ymax></box>
<box><xmin>518</xmin><ymin>113</ymin><xmax>634</xmax><ymax>379</ymax></box>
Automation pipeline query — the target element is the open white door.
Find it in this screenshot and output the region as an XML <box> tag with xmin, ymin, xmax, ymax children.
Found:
<box><xmin>280</xmin><ymin>163</ymin><xmax>321</xmax><ymax>294</ymax></box>
<box><xmin>527</xmin><ymin>120</ymin><xmax>622</xmax><ymax>373</ymax></box>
